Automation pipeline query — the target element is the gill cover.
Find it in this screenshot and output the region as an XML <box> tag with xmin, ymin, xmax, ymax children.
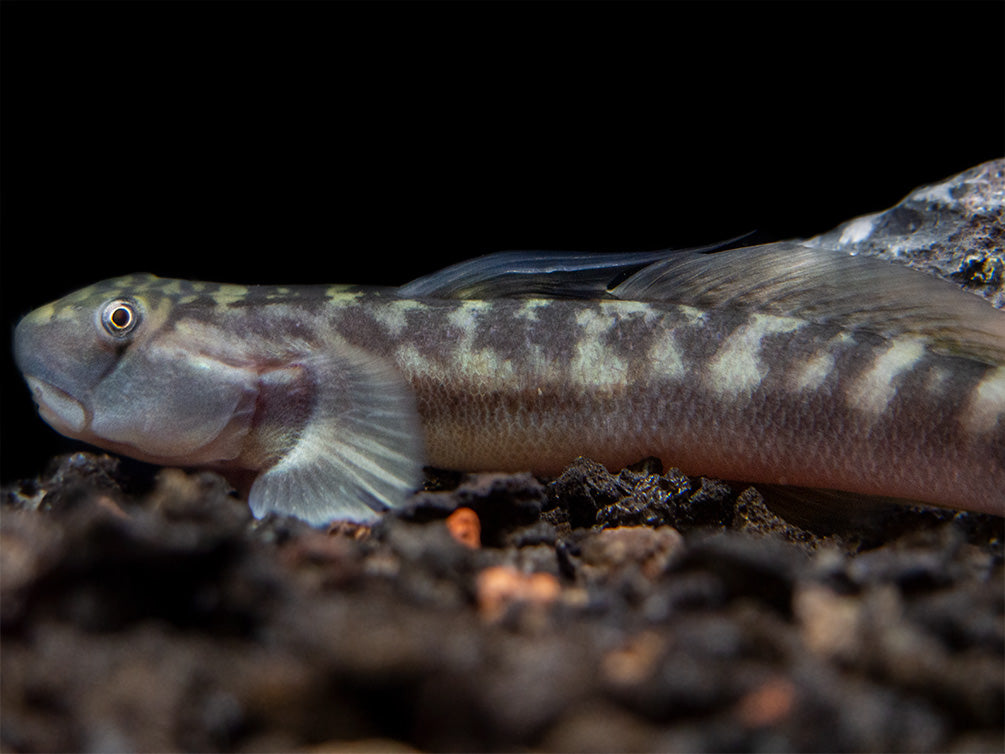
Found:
<box><xmin>88</xmin><ymin>345</ymin><xmax>258</xmax><ymax>460</ymax></box>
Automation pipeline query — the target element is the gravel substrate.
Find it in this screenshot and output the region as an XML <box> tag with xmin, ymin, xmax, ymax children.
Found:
<box><xmin>2</xmin><ymin>453</ymin><xmax>1001</xmax><ymax>753</ymax></box>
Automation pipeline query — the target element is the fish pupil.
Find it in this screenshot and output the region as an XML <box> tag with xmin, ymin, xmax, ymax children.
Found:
<box><xmin>101</xmin><ymin>299</ymin><xmax>138</xmax><ymax>335</ymax></box>
<box><xmin>110</xmin><ymin>307</ymin><xmax>131</xmax><ymax>328</ymax></box>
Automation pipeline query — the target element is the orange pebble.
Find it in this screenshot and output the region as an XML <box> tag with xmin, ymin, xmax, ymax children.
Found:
<box><xmin>736</xmin><ymin>677</ymin><xmax>796</xmax><ymax>728</ymax></box>
<box><xmin>445</xmin><ymin>507</ymin><xmax>481</xmax><ymax>549</ymax></box>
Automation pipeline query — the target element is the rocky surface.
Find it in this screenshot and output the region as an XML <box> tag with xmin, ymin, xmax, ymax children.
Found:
<box><xmin>807</xmin><ymin>158</ymin><xmax>1005</xmax><ymax>308</ymax></box>
<box><xmin>2</xmin><ymin>453</ymin><xmax>1002</xmax><ymax>753</ymax></box>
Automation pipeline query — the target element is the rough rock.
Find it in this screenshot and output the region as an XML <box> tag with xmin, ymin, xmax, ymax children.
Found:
<box><xmin>807</xmin><ymin>158</ymin><xmax>1005</xmax><ymax>308</ymax></box>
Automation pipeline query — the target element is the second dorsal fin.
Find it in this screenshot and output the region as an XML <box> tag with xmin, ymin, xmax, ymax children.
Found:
<box><xmin>611</xmin><ymin>242</ymin><xmax>1005</xmax><ymax>365</ymax></box>
<box><xmin>399</xmin><ymin>240</ymin><xmax>1005</xmax><ymax>366</ymax></box>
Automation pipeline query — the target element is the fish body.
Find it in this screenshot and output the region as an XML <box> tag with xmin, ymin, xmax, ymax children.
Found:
<box><xmin>13</xmin><ymin>243</ymin><xmax>1005</xmax><ymax>524</ymax></box>
<box><xmin>358</xmin><ymin>293</ymin><xmax>1003</xmax><ymax>504</ymax></box>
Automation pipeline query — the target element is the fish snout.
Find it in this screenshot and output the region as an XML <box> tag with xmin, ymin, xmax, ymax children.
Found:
<box><xmin>24</xmin><ymin>375</ymin><xmax>88</xmax><ymax>434</ymax></box>
<box><xmin>13</xmin><ymin>310</ymin><xmax>99</xmax><ymax>438</ymax></box>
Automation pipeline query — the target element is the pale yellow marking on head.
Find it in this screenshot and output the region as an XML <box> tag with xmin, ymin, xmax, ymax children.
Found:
<box><xmin>162</xmin><ymin>318</ymin><xmax>258</xmax><ymax>364</ymax></box>
<box><xmin>848</xmin><ymin>337</ymin><xmax>926</xmax><ymax>419</ymax></box>
<box><xmin>160</xmin><ymin>280</ymin><xmax>186</xmax><ymax>296</ymax></box>
<box><xmin>32</xmin><ymin>302</ymin><xmax>59</xmax><ymax>322</ymax></box>
<box><xmin>570</xmin><ymin>307</ymin><xmax>627</xmax><ymax>390</ymax></box>
<box><xmin>163</xmin><ymin>278</ymin><xmax>252</xmax><ymax>303</ymax></box>
<box><xmin>962</xmin><ymin>366</ymin><xmax>1005</xmax><ymax>436</ymax></box>
<box><xmin>371</xmin><ymin>299</ymin><xmax>430</xmax><ymax>337</ymax></box>
<box><xmin>326</xmin><ymin>286</ymin><xmax>364</xmax><ymax>303</ymax></box>
<box><xmin>164</xmin><ymin>307</ymin><xmax>324</xmax><ymax>367</ymax></box>
<box><xmin>709</xmin><ymin>314</ymin><xmax>805</xmax><ymax>397</ymax></box>
<box><xmin>207</xmin><ymin>284</ymin><xmax>252</xmax><ymax>306</ymax></box>
<box><xmin>262</xmin><ymin>287</ymin><xmax>295</xmax><ymax>302</ymax></box>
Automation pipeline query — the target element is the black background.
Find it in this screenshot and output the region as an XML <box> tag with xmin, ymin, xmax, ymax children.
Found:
<box><xmin>2</xmin><ymin>1</ymin><xmax>1003</xmax><ymax>483</ymax></box>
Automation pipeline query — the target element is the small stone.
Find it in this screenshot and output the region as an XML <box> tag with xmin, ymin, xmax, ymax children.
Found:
<box><xmin>476</xmin><ymin>565</ymin><xmax>561</xmax><ymax>622</ymax></box>
<box><xmin>445</xmin><ymin>507</ymin><xmax>481</xmax><ymax>549</ymax></box>
<box><xmin>597</xmin><ymin>473</ymin><xmax>681</xmax><ymax>528</ymax></box>
<box><xmin>793</xmin><ymin>583</ymin><xmax>862</xmax><ymax>660</ymax></box>
<box><xmin>580</xmin><ymin>526</ymin><xmax>685</xmax><ymax>579</ymax></box>
<box><xmin>680</xmin><ymin>477</ymin><xmax>735</xmax><ymax>527</ymax></box>
<box><xmin>29</xmin><ymin>452</ymin><xmax>130</xmax><ymax>514</ymax></box>
<box><xmin>735</xmin><ymin>676</ymin><xmax>797</xmax><ymax>728</ymax></box>
<box><xmin>601</xmin><ymin>630</ymin><xmax>667</xmax><ymax>687</ymax></box>
<box><xmin>503</xmin><ymin>520</ymin><xmax>557</xmax><ymax>549</ymax></box>
<box><xmin>549</xmin><ymin>457</ymin><xmax>631</xmax><ymax>528</ymax></box>
<box><xmin>671</xmin><ymin>532</ymin><xmax>804</xmax><ymax>615</ymax></box>
<box><xmin>540</xmin><ymin>701</ymin><xmax>660</xmax><ymax>753</ymax></box>
<box><xmin>280</xmin><ymin>530</ymin><xmax>359</xmax><ymax>571</ymax></box>
<box><xmin>145</xmin><ymin>467</ymin><xmax>247</xmax><ymax>526</ymax></box>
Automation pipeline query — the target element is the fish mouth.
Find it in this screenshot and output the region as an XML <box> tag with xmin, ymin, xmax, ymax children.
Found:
<box><xmin>24</xmin><ymin>376</ymin><xmax>89</xmax><ymax>436</ymax></box>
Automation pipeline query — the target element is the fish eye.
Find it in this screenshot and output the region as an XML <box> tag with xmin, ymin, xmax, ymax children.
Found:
<box><xmin>100</xmin><ymin>299</ymin><xmax>140</xmax><ymax>337</ymax></box>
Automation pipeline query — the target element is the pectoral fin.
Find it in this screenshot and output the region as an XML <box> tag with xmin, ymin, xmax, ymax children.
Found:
<box><xmin>248</xmin><ymin>342</ymin><xmax>425</xmax><ymax>526</ymax></box>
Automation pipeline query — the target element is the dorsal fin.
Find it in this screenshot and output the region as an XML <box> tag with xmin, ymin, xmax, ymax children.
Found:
<box><xmin>396</xmin><ymin>239</ymin><xmax>747</xmax><ymax>300</ymax></box>
<box><xmin>399</xmin><ymin>240</ymin><xmax>1004</xmax><ymax>365</ymax></box>
<box><xmin>610</xmin><ymin>242</ymin><xmax>1005</xmax><ymax>366</ymax></box>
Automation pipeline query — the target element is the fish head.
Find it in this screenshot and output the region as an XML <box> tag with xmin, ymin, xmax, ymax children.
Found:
<box><xmin>14</xmin><ymin>274</ymin><xmax>258</xmax><ymax>465</ymax></box>
<box><xmin>14</xmin><ymin>274</ymin><xmax>168</xmax><ymax>441</ymax></box>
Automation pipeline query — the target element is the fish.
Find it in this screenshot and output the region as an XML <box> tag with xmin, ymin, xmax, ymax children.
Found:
<box><xmin>12</xmin><ymin>241</ymin><xmax>1005</xmax><ymax>525</ymax></box>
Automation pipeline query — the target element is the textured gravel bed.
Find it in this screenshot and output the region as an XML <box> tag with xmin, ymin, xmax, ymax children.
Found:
<box><xmin>2</xmin><ymin>453</ymin><xmax>1001</xmax><ymax>752</ymax></box>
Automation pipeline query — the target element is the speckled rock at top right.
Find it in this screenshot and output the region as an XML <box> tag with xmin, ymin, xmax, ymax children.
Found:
<box><xmin>806</xmin><ymin>158</ymin><xmax>1005</xmax><ymax>308</ymax></box>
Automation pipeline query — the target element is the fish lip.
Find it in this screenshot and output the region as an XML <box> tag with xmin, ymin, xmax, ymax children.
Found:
<box><xmin>24</xmin><ymin>375</ymin><xmax>89</xmax><ymax>435</ymax></box>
